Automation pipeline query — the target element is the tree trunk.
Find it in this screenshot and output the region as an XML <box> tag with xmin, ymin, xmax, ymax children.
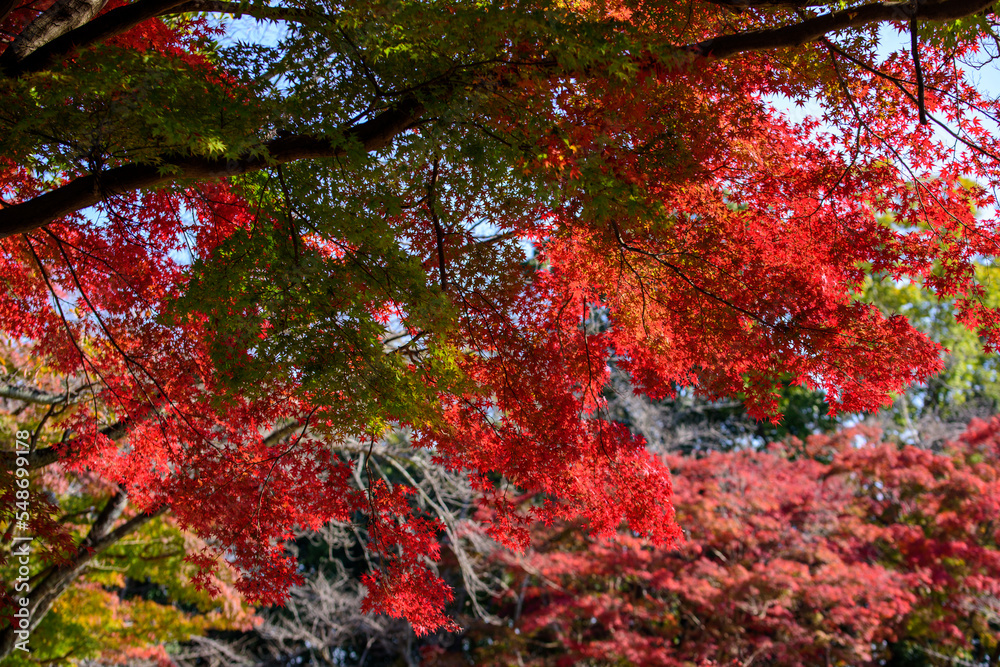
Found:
<box><xmin>0</xmin><ymin>490</ymin><xmax>166</xmax><ymax>660</ymax></box>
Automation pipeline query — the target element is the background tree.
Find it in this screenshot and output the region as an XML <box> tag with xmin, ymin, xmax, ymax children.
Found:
<box><xmin>468</xmin><ymin>418</ymin><xmax>1000</xmax><ymax>667</ymax></box>
<box><xmin>864</xmin><ymin>265</ymin><xmax>1000</xmax><ymax>446</ymax></box>
<box><xmin>604</xmin><ymin>260</ymin><xmax>1000</xmax><ymax>454</ymax></box>
<box><xmin>0</xmin><ymin>342</ymin><xmax>255</xmax><ymax>665</ymax></box>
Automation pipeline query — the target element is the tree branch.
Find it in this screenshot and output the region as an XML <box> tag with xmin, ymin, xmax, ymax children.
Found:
<box><xmin>0</xmin><ymin>0</ymin><xmax>983</xmax><ymax>245</ymax></box>
<box><xmin>0</xmin><ymin>0</ymin><xmax>325</xmax><ymax>79</ymax></box>
<box><xmin>0</xmin><ymin>492</ymin><xmax>167</xmax><ymax>660</ymax></box>
<box><xmin>0</xmin><ymin>382</ymin><xmax>75</xmax><ymax>405</ymax></box>
<box><xmin>427</xmin><ymin>158</ymin><xmax>449</xmax><ymax>290</ymax></box>
<box><xmin>693</xmin><ymin>0</ymin><xmax>996</xmax><ymax>59</ymax></box>
<box><xmin>83</xmin><ymin>487</ymin><xmax>129</xmax><ymax>549</ymax></box>
<box><xmin>910</xmin><ymin>0</ymin><xmax>928</xmax><ymax>124</ymax></box>
<box><xmin>4</xmin><ymin>0</ymin><xmax>109</xmax><ymax>63</ymax></box>
<box><xmin>0</xmin><ymin>97</ymin><xmax>424</xmax><ymax>238</ymax></box>
<box><xmin>1</xmin><ymin>0</ymin><xmax>193</xmax><ymax>77</ymax></box>
<box><xmin>263</xmin><ymin>420</ymin><xmax>301</xmax><ymax>446</ymax></box>
<box><xmin>1</xmin><ymin>417</ymin><xmax>131</xmax><ymax>470</ymax></box>
<box><xmin>161</xmin><ymin>0</ymin><xmax>320</xmax><ymax>23</ymax></box>
<box><xmin>701</xmin><ymin>0</ymin><xmax>832</xmax><ymax>8</ymax></box>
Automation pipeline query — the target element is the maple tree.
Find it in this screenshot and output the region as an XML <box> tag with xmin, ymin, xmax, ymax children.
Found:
<box><xmin>0</xmin><ymin>517</ymin><xmax>255</xmax><ymax>667</ymax></box>
<box><xmin>605</xmin><ymin>265</ymin><xmax>1000</xmax><ymax>454</ymax></box>
<box><xmin>468</xmin><ymin>418</ymin><xmax>1000</xmax><ymax>667</ymax></box>
<box><xmin>864</xmin><ymin>264</ymin><xmax>1000</xmax><ymax>444</ymax></box>
<box><xmin>3</xmin><ymin>0</ymin><xmax>1000</xmax><ymax>651</ymax></box>
<box><xmin>184</xmin><ymin>417</ymin><xmax>1000</xmax><ymax>666</ymax></box>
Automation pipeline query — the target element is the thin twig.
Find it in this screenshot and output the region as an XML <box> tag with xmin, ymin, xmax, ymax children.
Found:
<box><xmin>911</xmin><ymin>0</ymin><xmax>928</xmax><ymax>124</ymax></box>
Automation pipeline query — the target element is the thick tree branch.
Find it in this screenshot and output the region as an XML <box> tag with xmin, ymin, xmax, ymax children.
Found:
<box><xmin>0</xmin><ymin>0</ymin><xmax>16</xmax><ymax>23</ymax></box>
<box><xmin>0</xmin><ymin>97</ymin><xmax>424</xmax><ymax>238</ymax></box>
<box><xmin>1</xmin><ymin>0</ymin><xmax>324</xmax><ymax>79</ymax></box>
<box><xmin>0</xmin><ymin>382</ymin><xmax>74</xmax><ymax>405</ymax></box>
<box><xmin>910</xmin><ymin>0</ymin><xmax>928</xmax><ymax>124</ymax></box>
<box><xmin>0</xmin><ymin>0</ymin><xmax>192</xmax><ymax>76</ymax></box>
<box><xmin>84</xmin><ymin>487</ymin><xmax>129</xmax><ymax>547</ymax></box>
<box><xmin>162</xmin><ymin>0</ymin><xmax>319</xmax><ymax>23</ymax></box>
<box><xmin>0</xmin><ymin>0</ymin><xmax>986</xmax><ymax>245</ymax></box>
<box><xmin>2</xmin><ymin>0</ymin><xmax>992</xmax><ymax>83</ymax></box>
<box><xmin>694</xmin><ymin>0</ymin><xmax>997</xmax><ymax>58</ymax></box>
<box><xmin>5</xmin><ymin>0</ymin><xmax>109</xmax><ymax>62</ymax></box>
<box><xmin>0</xmin><ymin>491</ymin><xmax>167</xmax><ymax>660</ymax></box>
<box><xmin>1</xmin><ymin>417</ymin><xmax>130</xmax><ymax>470</ymax></box>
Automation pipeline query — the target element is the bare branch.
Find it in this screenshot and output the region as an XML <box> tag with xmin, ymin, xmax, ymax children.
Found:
<box><xmin>427</xmin><ymin>158</ymin><xmax>449</xmax><ymax>290</ymax></box>
<box><xmin>263</xmin><ymin>420</ymin><xmax>301</xmax><ymax>446</ymax></box>
<box><xmin>5</xmin><ymin>0</ymin><xmax>109</xmax><ymax>62</ymax></box>
<box><xmin>0</xmin><ymin>382</ymin><xmax>74</xmax><ymax>405</ymax></box>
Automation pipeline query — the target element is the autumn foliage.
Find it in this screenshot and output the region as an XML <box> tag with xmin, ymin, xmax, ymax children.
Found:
<box><xmin>2</xmin><ymin>0</ymin><xmax>1000</xmax><ymax>650</ymax></box>
<box><xmin>474</xmin><ymin>418</ymin><xmax>1000</xmax><ymax>666</ymax></box>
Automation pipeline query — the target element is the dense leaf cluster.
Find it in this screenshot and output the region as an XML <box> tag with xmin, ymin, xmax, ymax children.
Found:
<box><xmin>3</xmin><ymin>0</ymin><xmax>1000</xmax><ymax>651</ymax></box>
